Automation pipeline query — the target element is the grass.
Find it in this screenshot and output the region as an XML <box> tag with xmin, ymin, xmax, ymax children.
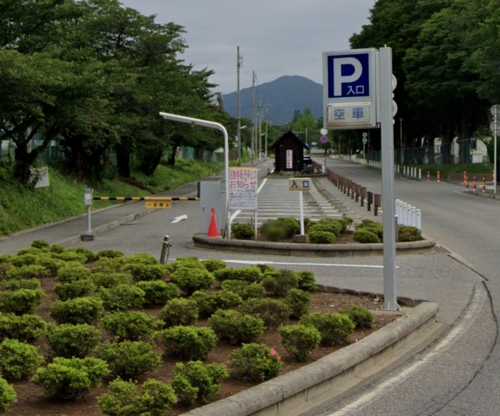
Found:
<box><xmin>0</xmin><ymin>159</ymin><xmax>223</xmax><ymax>237</ymax></box>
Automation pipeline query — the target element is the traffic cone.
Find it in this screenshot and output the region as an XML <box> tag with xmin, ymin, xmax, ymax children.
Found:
<box><xmin>208</xmin><ymin>208</ymin><xmax>221</xmax><ymax>239</ymax></box>
<box><xmin>437</xmin><ymin>170</ymin><xmax>441</xmax><ymax>183</ymax></box>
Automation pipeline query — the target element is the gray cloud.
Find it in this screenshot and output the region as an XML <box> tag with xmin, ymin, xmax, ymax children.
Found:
<box><xmin>120</xmin><ymin>0</ymin><xmax>375</xmax><ymax>93</ymax></box>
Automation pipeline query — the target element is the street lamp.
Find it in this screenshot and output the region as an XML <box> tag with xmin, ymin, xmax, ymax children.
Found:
<box><xmin>159</xmin><ymin>112</ymin><xmax>230</xmax><ymax>238</ymax></box>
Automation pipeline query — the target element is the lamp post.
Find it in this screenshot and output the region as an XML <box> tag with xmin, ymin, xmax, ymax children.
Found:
<box><xmin>159</xmin><ymin>112</ymin><xmax>230</xmax><ymax>237</ymax></box>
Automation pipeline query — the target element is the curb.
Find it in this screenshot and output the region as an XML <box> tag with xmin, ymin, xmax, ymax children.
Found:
<box><xmin>193</xmin><ymin>234</ymin><xmax>436</xmax><ymax>257</ymax></box>
<box><xmin>181</xmin><ymin>301</ymin><xmax>439</xmax><ymax>416</ymax></box>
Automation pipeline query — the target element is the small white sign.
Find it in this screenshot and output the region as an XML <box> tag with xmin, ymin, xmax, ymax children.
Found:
<box><xmin>229</xmin><ymin>168</ymin><xmax>258</xmax><ymax>210</ymax></box>
<box><xmin>286</xmin><ymin>149</ymin><xmax>293</xmax><ymax>170</ymax></box>
<box><xmin>289</xmin><ymin>178</ymin><xmax>311</xmax><ymax>192</ymax></box>
<box><xmin>30</xmin><ymin>167</ymin><xmax>50</xmax><ymax>189</ymax></box>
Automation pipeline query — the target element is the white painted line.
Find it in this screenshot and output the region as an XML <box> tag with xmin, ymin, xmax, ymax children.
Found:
<box><xmin>170</xmin><ymin>214</ymin><xmax>188</xmax><ymax>224</ymax></box>
<box><xmin>221</xmin><ymin>259</ymin><xmax>385</xmax><ymax>270</ymax></box>
<box><xmin>326</xmin><ymin>282</ymin><xmax>486</xmax><ymax>416</ymax></box>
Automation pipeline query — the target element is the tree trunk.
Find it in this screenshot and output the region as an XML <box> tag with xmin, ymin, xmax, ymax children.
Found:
<box><xmin>116</xmin><ymin>141</ymin><xmax>131</xmax><ymax>178</ymax></box>
<box><xmin>167</xmin><ymin>144</ymin><xmax>178</xmax><ymax>166</ymax></box>
<box><xmin>13</xmin><ymin>141</ymin><xmax>34</xmax><ymax>185</ymax></box>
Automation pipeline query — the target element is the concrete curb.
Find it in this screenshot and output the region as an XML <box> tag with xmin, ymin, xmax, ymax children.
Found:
<box><xmin>193</xmin><ymin>234</ymin><xmax>436</xmax><ymax>257</ymax></box>
<box><xmin>181</xmin><ymin>301</ymin><xmax>439</xmax><ymax>416</ymax></box>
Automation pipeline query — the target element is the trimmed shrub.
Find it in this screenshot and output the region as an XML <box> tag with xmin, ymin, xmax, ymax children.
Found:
<box><xmin>309</xmin><ymin>219</ymin><xmax>343</xmax><ymax>237</ymax></box>
<box><xmin>99</xmin><ymin>378</ymin><xmax>177</xmax><ymax>416</ymax></box>
<box><xmin>99</xmin><ymin>285</ymin><xmax>145</xmax><ymax>311</ymax></box>
<box><xmin>231</xmin><ymin>223</ymin><xmax>255</xmax><ymax>240</ymax></box>
<box><xmin>280</xmin><ymin>324</ymin><xmax>321</xmax><ymax>362</ymax></box>
<box><xmin>57</xmin><ymin>263</ymin><xmax>91</xmax><ymax>283</ymax></box>
<box><xmin>243</xmin><ymin>298</ymin><xmax>290</xmax><ymax>328</ymax></box>
<box><xmin>357</xmin><ymin>220</ymin><xmax>383</xmax><ymax>240</ymax></box>
<box><xmin>124</xmin><ymin>263</ymin><xmax>165</xmax><ymax>281</ymax></box>
<box><xmin>0</xmin><ymin>377</ymin><xmax>16</xmax><ymax>413</ymax></box>
<box><xmin>301</xmin><ymin>313</ymin><xmax>355</xmax><ymax>346</ymax></box>
<box><xmin>0</xmin><ymin>263</ymin><xmax>13</xmax><ymax>280</ymax></box>
<box><xmin>33</xmin><ymin>357</ymin><xmax>109</xmax><ymax>400</ymax></box>
<box><xmin>0</xmin><ymin>278</ymin><xmax>41</xmax><ymax>291</ymax></box>
<box><xmin>97</xmin><ymin>250</ymin><xmax>124</xmax><ymax>259</ymax></box>
<box><xmin>308</xmin><ymin>230</ymin><xmax>337</xmax><ymax>244</ymax></box>
<box><xmin>353</xmin><ymin>229</ymin><xmax>381</xmax><ymax>244</ymax></box>
<box><xmin>262</xmin><ymin>269</ymin><xmax>299</xmax><ymax>297</ymax></box>
<box><xmin>93</xmin><ymin>257</ymin><xmax>126</xmax><ymax>273</ymax></box>
<box><xmin>0</xmin><ymin>289</ymin><xmax>43</xmax><ymax>315</ymax></box>
<box><xmin>286</xmin><ymin>289</ymin><xmax>311</xmax><ymax>319</ymax></box>
<box><xmin>297</xmin><ymin>271</ymin><xmax>318</xmax><ymax>292</ymax></box>
<box><xmin>48</xmin><ymin>324</ymin><xmax>101</xmax><ymax>358</ymax></box>
<box><xmin>201</xmin><ymin>259</ymin><xmax>226</xmax><ymax>273</ymax></box>
<box><xmin>6</xmin><ymin>265</ymin><xmax>49</xmax><ymax>280</ymax></box>
<box><xmin>55</xmin><ymin>280</ymin><xmax>96</xmax><ymax>301</ymax></box>
<box><xmin>209</xmin><ymin>309</ymin><xmax>265</xmax><ymax>345</ymax></box>
<box><xmin>230</xmin><ymin>343</ymin><xmax>282</xmax><ymax>382</ymax></box>
<box><xmin>0</xmin><ymin>339</ymin><xmax>44</xmax><ymax>381</ymax></box>
<box><xmin>172</xmin><ymin>361</ymin><xmax>228</xmax><ymax>406</ymax></box>
<box><xmin>165</xmin><ymin>258</ymin><xmax>205</xmax><ymax>275</ymax></box>
<box><xmin>221</xmin><ymin>280</ymin><xmax>266</xmax><ymax>300</ymax></box>
<box><xmin>157</xmin><ymin>326</ymin><xmax>217</xmax><ymax>361</ymax></box>
<box><xmin>103</xmin><ymin>312</ymin><xmax>158</xmax><ymax>341</ymax></box>
<box><xmin>31</xmin><ymin>240</ymin><xmax>50</xmax><ymax>250</ymax></box>
<box><xmin>49</xmin><ymin>243</ymin><xmax>65</xmax><ymax>253</ymax></box>
<box><xmin>171</xmin><ymin>267</ymin><xmax>215</xmax><ymax>295</ymax></box>
<box><xmin>137</xmin><ymin>281</ymin><xmax>180</xmax><ymax>307</ymax></box>
<box><xmin>160</xmin><ymin>298</ymin><xmax>198</xmax><ymax>327</ymax></box>
<box><xmin>260</xmin><ymin>218</ymin><xmax>300</xmax><ymax>241</ymax></box>
<box><xmin>0</xmin><ymin>314</ymin><xmax>47</xmax><ymax>343</ymax></box>
<box><xmin>90</xmin><ymin>272</ymin><xmax>132</xmax><ymax>288</ymax></box>
<box><xmin>348</xmin><ymin>306</ymin><xmax>374</xmax><ymax>329</ymax></box>
<box><xmin>398</xmin><ymin>226</ymin><xmax>423</xmax><ymax>242</ymax></box>
<box><xmin>97</xmin><ymin>341</ymin><xmax>160</xmax><ymax>379</ymax></box>
<box><xmin>36</xmin><ymin>256</ymin><xmax>61</xmax><ymax>276</ymax></box>
<box><xmin>74</xmin><ymin>248</ymin><xmax>98</xmax><ymax>263</ymax></box>
<box><xmin>123</xmin><ymin>253</ymin><xmax>158</xmax><ymax>265</ymax></box>
<box><xmin>51</xmin><ymin>297</ymin><xmax>103</xmax><ymax>324</ymax></box>
<box><xmin>10</xmin><ymin>254</ymin><xmax>40</xmax><ymax>267</ymax></box>
<box><xmin>53</xmin><ymin>251</ymin><xmax>88</xmax><ymax>264</ymax></box>
<box><xmin>192</xmin><ymin>290</ymin><xmax>243</xmax><ymax>318</ymax></box>
<box><xmin>214</xmin><ymin>267</ymin><xmax>262</xmax><ymax>283</ymax></box>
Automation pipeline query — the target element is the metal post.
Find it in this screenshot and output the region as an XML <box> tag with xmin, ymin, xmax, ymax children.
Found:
<box><xmin>494</xmin><ymin>107</ymin><xmax>497</xmax><ymax>196</ymax></box>
<box><xmin>252</xmin><ymin>71</ymin><xmax>257</xmax><ymax>161</ymax></box>
<box><xmin>160</xmin><ymin>235</ymin><xmax>171</xmax><ymax>264</ymax></box>
<box><xmin>254</xmin><ymin>210</ymin><xmax>258</xmax><ymax>241</ymax></box>
<box><xmin>159</xmin><ymin>112</ymin><xmax>231</xmax><ymax>238</ymax></box>
<box><xmin>237</xmin><ymin>46</ymin><xmax>242</xmax><ymax>161</ymax></box>
<box><xmin>380</xmin><ymin>47</ymin><xmax>399</xmax><ymax>311</ymax></box>
<box><xmin>299</xmin><ymin>191</ymin><xmax>305</xmax><ymax>235</ymax></box>
<box><xmin>87</xmin><ymin>206</ymin><xmax>92</xmax><ymax>235</ymax></box>
<box><xmin>81</xmin><ymin>187</ymin><xmax>95</xmax><ymax>242</ymax></box>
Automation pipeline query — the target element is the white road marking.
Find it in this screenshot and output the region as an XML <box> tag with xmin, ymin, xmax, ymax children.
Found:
<box><xmin>170</xmin><ymin>214</ymin><xmax>188</xmax><ymax>224</ymax></box>
<box><xmin>326</xmin><ymin>281</ymin><xmax>486</xmax><ymax>416</ymax></box>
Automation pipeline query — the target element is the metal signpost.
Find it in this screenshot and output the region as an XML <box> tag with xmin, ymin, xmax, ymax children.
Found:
<box><xmin>81</xmin><ymin>188</ymin><xmax>94</xmax><ymax>242</ymax></box>
<box><xmin>229</xmin><ymin>167</ymin><xmax>258</xmax><ymax>237</ymax></box>
<box><xmin>491</xmin><ymin>105</ymin><xmax>500</xmax><ymax>196</ymax></box>
<box><xmin>289</xmin><ymin>178</ymin><xmax>311</xmax><ymax>235</ymax></box>
<box><xmin>362</xmin><ymin>132</ymin><xmax>368</xmax><ymax>160</ymax></box>
<box><xmin>323</xmin><ymin>47</ymin><xmax>398</xmax><ymax>311</ymax></box>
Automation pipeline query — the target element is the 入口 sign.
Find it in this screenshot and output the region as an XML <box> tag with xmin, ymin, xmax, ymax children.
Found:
<box><xmin>229</xmin><ymin>167</ymin><xmax>258</xmax><ymax>210</ymax></box>
<box><xmin>289</xmin><ymin>178</ymin><xmax>311</xmax><ymax>192</ymax></box>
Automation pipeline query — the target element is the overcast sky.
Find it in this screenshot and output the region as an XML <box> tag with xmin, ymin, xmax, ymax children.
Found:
<box><xmin>121</xmin><ymin>0</ymin><xmax>375</xmax><ymax>93</ymax></box>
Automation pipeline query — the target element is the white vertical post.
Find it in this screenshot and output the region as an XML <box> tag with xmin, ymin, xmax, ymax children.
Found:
<box><xmin>416</xmin><ymin>209</ymin><xmax>422</xmax><ymax>231</ymax></box>
<box><xmin>410</xmin><ymin>206</ymin><xmax>417</xmax><ymax>227</ymax></box>
<box><xmin>254</xmin><ymin>210</ymin><xmax>258</xmax><ymax>240</ymax></box>
<box><xmin>87</xmin><ymin>206</ymin><xmax>92</xmax><ymax>235</ymax></box>
<box><xmin>418</xmin><ymin>168</ymin><xmax>422</xmax><ymax>181</ymax></box>
<box><xmin>299</xmin><ymin>191</ymin><xmax>305</xmax><ymax>235</ymax></box>
<box><xmin>380</xmin><ymin>47</ymin><xmax>398</xmax><ymax>311</ymax></box>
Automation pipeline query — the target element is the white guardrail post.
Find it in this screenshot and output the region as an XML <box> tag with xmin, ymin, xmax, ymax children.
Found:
<box><xmin>394</xmin><ymin>199</ymin><xmax>422</xmax><ymax>231</ymax></box>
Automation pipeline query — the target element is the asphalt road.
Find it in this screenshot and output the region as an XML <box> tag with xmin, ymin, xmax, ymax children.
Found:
<box><xmin>310</xmin><ymin>159</ymin><xmax>500</xmax><ymax>416</ymax></box>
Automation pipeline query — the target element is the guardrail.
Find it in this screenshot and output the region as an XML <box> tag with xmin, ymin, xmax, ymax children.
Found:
<box><xmin>314</xmin><ymin>162</ymin><xmax>382</xmax><ymax>216</ymax></box>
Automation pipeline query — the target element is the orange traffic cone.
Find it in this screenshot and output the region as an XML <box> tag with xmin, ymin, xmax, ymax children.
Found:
<box><xmin>208</xmin><ymin>208</ymin><xmax>221</xmax><ymax>238</ymax></box>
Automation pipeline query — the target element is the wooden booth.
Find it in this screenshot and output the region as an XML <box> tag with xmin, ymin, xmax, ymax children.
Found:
<box><xmin>271</xmin><ymin>131</ymin><xmax>309</xmax><ymax>172</ymax></box>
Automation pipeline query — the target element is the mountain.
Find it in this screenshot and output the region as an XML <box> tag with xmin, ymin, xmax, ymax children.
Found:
<box><xmin>223</xmin><ymin>75</ymin><xmax>323</xmax><ymax>125</ymax></box>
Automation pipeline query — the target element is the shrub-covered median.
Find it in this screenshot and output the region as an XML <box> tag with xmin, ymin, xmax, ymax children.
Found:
<box><xmin>0</xmin><ymin>160</ymin><xmax>221</xmax><ymax>237</ymax></box>
<box><xmin>0</xmin><ymin>242</ymin><xmax>396</xmax><ymax>415</ymax></box>
<box><xmin>232</xmin><ymin>217</ymin><xmax>423</xmax><ymax>244</ymax></box>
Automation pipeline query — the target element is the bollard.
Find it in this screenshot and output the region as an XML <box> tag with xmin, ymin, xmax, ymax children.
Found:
<box><xmin>418</xmin><ymin>168</ymin><xmax>422</xmax><ymax>181</ymax></box>
<box><xmin>361</xmin><ymin>187</ymin><xmax>366</xmax><ymax>207</ymax></box>
<box><xmin>81</xmin><ymin>187</ymin><xmax>95</xmax><ymax>242</ymax></box>
<box><xmin>410</xmin><ymin>206</ymin><xmax>417</xmax><ymax>227</ymax></box>
<box><xmin>437</xmin><ymin>170</ymin><xmax>441</xmax><ymax>183</ymax></box>
<box><xmin>416</xmin><ymin>209</ymin><xmax>422</xmax><ymax>231</ymax></box>
<box><xmin>374</xmin><ymin>194</ymin><xmax>381</xmax><ymax>216</ymax></box>
<box><xmin>367</xmin><ymin>192</ymin><xmax>373</xmax><ymax>212</ymax></box>
<box><xmin>160</xmin><ymin>235</ymin><xmax>172</xmax><ymax>264</ymax></box>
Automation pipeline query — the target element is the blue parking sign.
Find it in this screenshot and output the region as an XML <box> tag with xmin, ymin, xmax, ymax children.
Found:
<box><xmin>327</xmin><ymin>53</ymin><xmax>370</xmax><ymax>99</ymax></box>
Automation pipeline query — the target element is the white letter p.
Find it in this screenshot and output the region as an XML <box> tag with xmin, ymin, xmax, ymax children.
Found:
<box><xmin>333</xmin><ymin>57</ymin><xmax>363</xmax><ymax>97</ymax></box>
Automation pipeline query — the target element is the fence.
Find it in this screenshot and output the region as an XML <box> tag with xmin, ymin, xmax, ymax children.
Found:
<box><xmin>395</xmin><ymin>200</ymin><xmax>422</xmax><ymax>230</ymax></box>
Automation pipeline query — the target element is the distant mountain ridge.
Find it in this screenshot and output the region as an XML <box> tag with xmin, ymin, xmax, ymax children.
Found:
<box><xmin>223</xmin><ymin>75</ymin><xmax>323</xmax><ymax>125</ymax></box>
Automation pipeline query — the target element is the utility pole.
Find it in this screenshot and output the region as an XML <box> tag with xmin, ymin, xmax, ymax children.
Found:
<box><xmin>399</xmin><ymin>117</ymin><xmax>404</xmax><ymax>164</ymax></box>
<box><xmin>252</xmin><ymin>71</ymin><xmax>257</xmax><ymax>161</ymax></box>
<box><xmin>236</xmin><ymin>46</ymin><xmax>242</xmax><ymax>161</ymax></box>
<box><xmin>265</xmin><ymin>121</ymin><xmax>269</xmax><ymax>158</ymax></box>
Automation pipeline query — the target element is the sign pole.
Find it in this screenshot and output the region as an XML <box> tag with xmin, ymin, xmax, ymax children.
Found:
<box><xmin>379</xmin><ymin>47</ymin><xmax>399</xmax><ymax>311</ymax></box>
<box><xmin>494</xmin><ymin>107</ymin><xmax>497</xmax><ymax>196</ymax></box>
<box><xmin>299</xmin><ymin>191</ymin><xmax>305</xmax><ymax>235</ymax></box>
